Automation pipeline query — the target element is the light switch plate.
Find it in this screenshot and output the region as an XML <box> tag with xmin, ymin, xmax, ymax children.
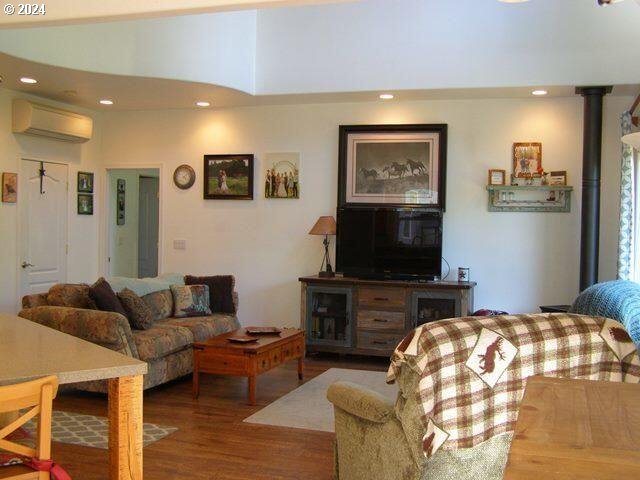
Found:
<box><xmin>173</xmin><ymin>239</ymin><xmax>186</xmax><ymax>250</ymax></box>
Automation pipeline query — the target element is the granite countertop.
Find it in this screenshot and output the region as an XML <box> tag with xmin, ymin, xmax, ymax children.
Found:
<box><xmin>0</xmin><ymin>313</ymin><xmax>147</xmax><ymax>385</ymax></box>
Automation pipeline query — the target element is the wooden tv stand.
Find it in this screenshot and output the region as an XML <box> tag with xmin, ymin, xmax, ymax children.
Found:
<box><xmin>299</xmin><ymin>275</ymin><xmax>476</xmax><ymax>357</ymax></box>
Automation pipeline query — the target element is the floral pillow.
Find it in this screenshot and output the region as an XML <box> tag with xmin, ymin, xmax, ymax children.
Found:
<box><xmin>142</xmin><ymin>290</ymin><xmax>174</xmax><ymax>321</ymax></box>
<box><xmin>170</xmin><ymin>284</ymin><xmax>212</xmax><ymax>318</ymax></box>
<box><xmin>117</xmin><ymin>288</ymin><xmax>155</xmax><ymax>330</ymax></box>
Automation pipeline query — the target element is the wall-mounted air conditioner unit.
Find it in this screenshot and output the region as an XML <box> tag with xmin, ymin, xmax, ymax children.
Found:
<box><xmin>12</xmin><ymin>99</ymin><xmax>93</xmax><ymax>143</ymax></box>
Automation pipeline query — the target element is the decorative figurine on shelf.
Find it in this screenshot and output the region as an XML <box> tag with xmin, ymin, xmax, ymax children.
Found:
<box><xmin>541</xmin><ymin>171</ymin><xmax>549</xmax><ymax>185</ymax></box>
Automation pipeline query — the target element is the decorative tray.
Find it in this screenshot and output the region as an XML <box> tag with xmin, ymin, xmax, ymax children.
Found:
<box><xmin>245</xmin><ymin>327</ymin><xmax>282</xmax><ymax>335</ymax></box>
<box><xmin>228</xmin><ymin>335</ymin><xmax>259</xmax><ymax>343</ymax></box>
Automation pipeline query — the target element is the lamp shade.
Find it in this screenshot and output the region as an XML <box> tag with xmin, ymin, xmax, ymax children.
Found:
<box><xmin>622</xmin><ymin>132</ymin><xmax>640</xmax><ymax>150</ymax></box>
<box><xmin>309</xmin><ymin>216</ymin><xmax>337</xmax><ymax>235</ymax></box>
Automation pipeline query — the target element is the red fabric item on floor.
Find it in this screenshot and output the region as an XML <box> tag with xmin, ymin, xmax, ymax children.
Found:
<box><xmin>23</xmin><ymin>458</ymin><xmax>72</xmax><ymax>480</ymax></box>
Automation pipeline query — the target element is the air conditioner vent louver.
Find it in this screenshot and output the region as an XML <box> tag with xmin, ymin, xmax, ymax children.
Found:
<box><xmin>12</xmin><ymin>99</ymin><xmax>93</xmax><ymax>143</ymax></box>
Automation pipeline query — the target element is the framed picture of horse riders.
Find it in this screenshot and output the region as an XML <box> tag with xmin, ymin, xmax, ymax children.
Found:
<box><xmin>338</xmin><ymin>124</ymin><xmax>447</xmax><ymax>209</ymax></box>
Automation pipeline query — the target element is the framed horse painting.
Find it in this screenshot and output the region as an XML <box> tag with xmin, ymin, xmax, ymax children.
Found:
<box><xmin>338</xmin><ymin>124</ymin><xmax>447</xmax><ymax>209</ymax></box>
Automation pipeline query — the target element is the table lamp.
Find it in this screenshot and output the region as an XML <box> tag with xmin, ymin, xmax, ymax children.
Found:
<box><xmin>309</xmin><ymin>216</ymin><xmax>337</xmax><ymax>278</ymax></box>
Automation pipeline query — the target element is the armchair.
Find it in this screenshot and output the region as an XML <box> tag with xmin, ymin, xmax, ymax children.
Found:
<box><xmin>327</xmin><ymin>313</ymin><xmax>640</xmax><ymax>480</ymax></box>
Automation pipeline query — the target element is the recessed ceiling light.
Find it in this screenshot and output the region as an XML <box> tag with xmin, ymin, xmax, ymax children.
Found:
<box><xmin>379</xmin><ymin>94</ymin><xmax>394</xmax><ymax>100</ymax></box>
<box><xmin>195</xmin><ymin>101</ymin><xmax>211</xmax><ymax>107</ymax></box>
<box><xmin>532</xmin><ymin>90</ymin><xmax>548</xmax><ymax>96</ymax></box>
<box><xmin>498</xmin><ymin>0</ymin><xmax>530</xmax><ymax>3</ymax></box>
<box><xmin>99</xmin><ymin>99</ymin><xmax>114</xmax><ymax>105</ymax></box>
<box><xmin>20</xmin><ymin>77</ymin><xmax>37</xmax><ymax>84</ymax></box>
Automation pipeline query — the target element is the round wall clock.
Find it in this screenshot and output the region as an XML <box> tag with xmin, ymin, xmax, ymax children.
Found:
<box><xmin>173</xmin><ymin>164</ymin><xmax>196</xmax><ymax>189</ymax></box>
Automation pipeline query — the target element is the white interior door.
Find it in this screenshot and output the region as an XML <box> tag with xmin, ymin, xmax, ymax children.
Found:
<box><xmin>137</xmin><ymin>176</ymin><xmax>159</xmax><ymax>278</ymax></box>
<box><xmin>19</xmin><ymin>160</ymin><xmax>68</xmax><ymax>297</ymax></box>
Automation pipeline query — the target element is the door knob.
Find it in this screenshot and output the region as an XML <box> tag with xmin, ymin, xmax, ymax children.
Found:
<box><xmin>21</xmin><ymin>261</ymin><xmax>34</xmax><ymax>268</ymax></box>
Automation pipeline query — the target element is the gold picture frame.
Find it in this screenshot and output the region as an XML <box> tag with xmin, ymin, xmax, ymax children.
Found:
<box><xmin>488</xmin><ymin>169</ymin><xmax>506</xmax><ymax>186</ymax></box>
<box><xmin>513</xmin><ymin>142</ymin><xmax>542</xmax><ymax>178</ymax></box>
<box><xmin>549</xmin><ymin>170</ymin><xmax>567</xmax><ymax>186</ymax></box>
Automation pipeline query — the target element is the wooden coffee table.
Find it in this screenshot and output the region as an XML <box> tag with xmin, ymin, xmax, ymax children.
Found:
<box><xmin>192</xmin><ymin>328</ymin><xmax>305</xmax><ymax>405</ymax></box>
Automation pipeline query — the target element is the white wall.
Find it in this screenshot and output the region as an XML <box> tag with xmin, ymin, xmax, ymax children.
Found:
<box><xmin>98</xmin><ymin>95</ymin><xmax>633</xmax><ymax>326</ymax></box>
<box><xmin>0</xmin><ymin>10</ymin><xmax>257</xmax><ymax>93</ymax></box>
<box><xmin>1</xmin><ymin>1</ymin><xmax>638</xmax><ymax>96</ymax></box>
<box><xmin>256</xmin><ymin>0</ymin><xmax>640</xmax><ymax>94</ymax></box>
<box><xmin>0</xmin><ymin>88</ymin><xmax>102</xmax><ymax>312</ymax></box>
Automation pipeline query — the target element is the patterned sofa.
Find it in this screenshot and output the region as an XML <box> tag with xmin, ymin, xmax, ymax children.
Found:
<box><xmin>18</xmin><ymin>277</ymin><xmax>240</xmax><ymax>392</ymax></box>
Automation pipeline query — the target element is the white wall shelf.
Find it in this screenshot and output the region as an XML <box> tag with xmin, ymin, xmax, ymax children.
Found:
<box><xmin>486</xmin><ymin>185</ymin><xmax>573</xmax><ymax>213</ymax></box>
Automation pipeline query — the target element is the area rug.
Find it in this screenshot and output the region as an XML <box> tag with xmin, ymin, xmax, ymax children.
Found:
<box><xmin>24</xmin><ymin>411</ymin><xmax>177</xmax><ymax>449</ymax></box>
<box><xmin>243</xmin><ymin>368</ymin><xmax>397</xmax><ymax>432</ymax></box>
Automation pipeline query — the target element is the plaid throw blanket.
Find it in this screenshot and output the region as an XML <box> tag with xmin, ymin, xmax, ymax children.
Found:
<box><xmin>386</xmin><ymin>313</ymin><xmax>640</xmax><ymax>458</ymax></box>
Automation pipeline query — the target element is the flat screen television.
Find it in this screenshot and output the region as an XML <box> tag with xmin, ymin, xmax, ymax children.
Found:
<box><xmin>336</xmin><ymin>208</ymin><xmax>442</xmax><ymax>281</ymax></box>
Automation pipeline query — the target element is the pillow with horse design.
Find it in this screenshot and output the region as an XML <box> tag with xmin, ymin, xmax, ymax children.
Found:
<box><xmin>170</xmin><ymin>284</ymin><xmax>212</xmax><ymax>318</ymax></box>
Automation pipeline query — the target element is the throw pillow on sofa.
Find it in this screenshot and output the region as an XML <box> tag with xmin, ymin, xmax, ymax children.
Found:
<box><xmin>141</xmin><ymin>289</ymin><xmax>174</xmax><ymax>321</ymax></box>
<box><xmin>89</xmin><ymin>277</ymin><xmax>128</xmax><ymax>318</ymax></box>
<box><xmin>118</xmin><ymin>288</ymin><xmax>155</xmax><ymax>330</ymax></box>
<box><xmin>171</xmin><ymin>284</ymin><xmax>212</xmax><ymax>318</ymax></box>
<box><xmin>184</xmin><ymin>275</ymin><xmax>236</xmax><ymax>314</ymax></box>
<box><xmin>47</xmin><ymin>283</ymin><xmax>97</xmax><ymax>309</ymax></box>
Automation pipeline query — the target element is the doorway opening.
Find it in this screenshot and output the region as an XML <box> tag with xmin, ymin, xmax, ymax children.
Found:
<box><xmin>107</xmin><ymin>168</ymin><xmax>160</xmax><ymax>278</ymax></box>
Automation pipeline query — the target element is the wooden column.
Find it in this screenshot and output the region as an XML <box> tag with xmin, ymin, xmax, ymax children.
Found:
<box><xmin>108</xmin><ymin>375</ymin><xmax>143</xmax><ymax>480</ymax></box>
<box><xmin>575</xmin><ymin>86</ymin><xmax>612</xmax><ymax>292</ymax></box>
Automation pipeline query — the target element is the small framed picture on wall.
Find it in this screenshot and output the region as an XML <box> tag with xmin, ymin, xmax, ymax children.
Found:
<box><xmin>549</xmin><ymin>170</ymin><xmax>567</xmax><ymax>186</ymax></box>
<box><xmin>77</xmin><ymin>171</ymin><xmax>94</xmax><ymax>193</ymax></box>
<box><xmin>488</xmin><ymin>169</ymin><xmax>506</xmax><ymax>186</ymax></box>
<box><xmin>77</xmin><ymin>193</ymin><xmax>94</xmax><ymax>215</ymax></box>
<box><xmin>2</xmin><ymin>172</ymin><xmax>17</xmax><ymax>203</ymax></box>
<box><xmin>116</xmin><ymin>179</ymin><xmax>126</xmax><ymax>225</ymax></box>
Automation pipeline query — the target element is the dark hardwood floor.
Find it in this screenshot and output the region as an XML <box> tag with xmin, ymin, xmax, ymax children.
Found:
<box><xmin>51</xmin><ymin>354</ymin><xmax>388</xmax><ymax>479</ymax></box>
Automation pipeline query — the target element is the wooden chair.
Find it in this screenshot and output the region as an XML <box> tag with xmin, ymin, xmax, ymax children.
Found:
<box><xmin>0</xmin><ymin>376</ymin><xmax>58</xmax><ymax>480</ymax></box>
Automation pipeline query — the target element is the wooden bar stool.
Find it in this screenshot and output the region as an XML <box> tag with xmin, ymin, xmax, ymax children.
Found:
<box><xmin>0</xmin><ymin>375</ymin><xmax>59</xmax><ymax>480</ymax></box>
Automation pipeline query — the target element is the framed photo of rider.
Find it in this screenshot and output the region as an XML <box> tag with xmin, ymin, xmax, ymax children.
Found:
<box><xmin>338</xmin><ymin>124</ymin><xmax>447</xmax><ymax>209</ymax></box>
<box><xmin>203</xmin><ymin>154</ymin><xmax>254</xmax><ymax>200</ymax></box>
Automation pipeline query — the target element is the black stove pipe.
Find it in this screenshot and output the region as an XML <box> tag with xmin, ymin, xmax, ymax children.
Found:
<box><xmin>575</xmin><ymin>86</ymin><xmax>612</xmax><ymax>292</ymax></box>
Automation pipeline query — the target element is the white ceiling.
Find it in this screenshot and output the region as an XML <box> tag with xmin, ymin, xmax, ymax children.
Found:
<box><xmin>0</xmin><ymin>0</ymin><xmax>354</xmax><ymax>27</ymax></box>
